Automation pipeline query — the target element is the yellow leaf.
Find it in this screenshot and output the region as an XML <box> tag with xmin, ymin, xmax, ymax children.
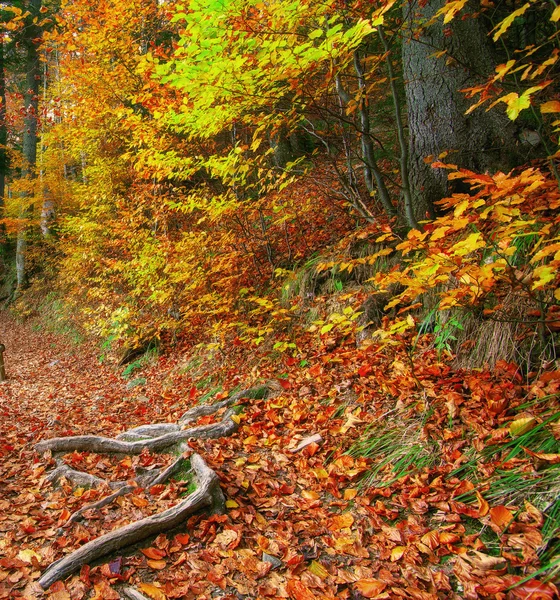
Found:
<box><xmin>391</xmin><ymin>546</ymin><xmax>406</xmax><ymax>561</ymax></box>
<box><xmin>226</xmin><ymin>499</ymin><xmax>239</xmax><ymax>508</ymax></box>
<box><xmin>301</xmin><ymin>489</ymin><xmax>319</xmax><ymax>500</ymax></box>
<box><xmin>344</xmin><ymin>488</ymin><xmax>358</xmax><ymax>500</ymax></box>
<box><xmin>492</xmin><ymin>3</ymin><xmax>530</xmax><ymax>41</ymax></box>
<box><xmin>510</xmin><ymin>417</ymin><xmax>537</xmax><ymax>436</ymax></box>
<box><xmin>17</xmin><ymin>548</ymin><xmax>42</xmax><ymax>564</ymax></box>
<box><xmin>436</xmin><ymin>0</ymin><xmax>468</xmax><ymax>24</ymax></box>
<box><xmin>552</xmin><ymin>4</ymin><xmax>560</xmax><ymax>21</ymax></box>
<box><xmin>138</xmin><ymin>583</ymin><xmax>167</xmax><ymax>600</ymax></box>
<box><xmin>308</xmin><ymin>560</ymin><xmax>329</xmax><ymax>579</ymax></box>
<box><xmin>230</xmin><ymin>414</ymin><xmax>241</xmax><ymax>424</ymax></box>
<box><xmin>494</xmin><ymin>60</ymin><xmax>516</xmax><ymax>81</ymax></box>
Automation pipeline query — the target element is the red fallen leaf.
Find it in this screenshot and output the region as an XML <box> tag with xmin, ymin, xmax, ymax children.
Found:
<box><xmin>80</xmin><ymin>564</ymin><xmax>91</xmax><ymax>585</ymax></box>
<box><xmin>358</xmin><ymin>364</ymin><xmax>372</xmax><ymax>377</ymax></box>
<box><xmin>174</xmin><ymin>533</ymin><xmax>190</xmax><ymax>545</ymax></box>
<box><xmin>286</xmin><ymin>579</ymin><xmax>316</xmax><ymax>600</ymax></box>
<box><xmin>505</xmin><ymin>576</ymin><xmax>559</xmax><ymax>599</ymax></box>
<box><xmin>278</xmin><ymin>379</ymin><xmax>291</xmax><ymax>390</ymax></box>
<box><xmin>141</xmin><ymin>547</ymin><xmax>166</xmax><ymax>560</ymax></box>
<box><xmin>189</xmin><ymin>386</ymin><xmax>197</xmax><ymax>400</ymax></box>
<box><xmin>354</xmin><ymin>579</ymin><xmax>387</xmax><ymax>597</ymax></box>
<box><xmin>285</xmin><ymin>357</ymin><xmax>297</xmax><ymax>366</ymax></box>
<box><xmin>207</xmin><ymin>569</ymin><xmax>227</xmax><ymax>589</ymax></box>
<box><xmin>490</xmin><ymin>505</ymin><xmax>514</xmax><ymax>528</ymax></box>
<box><xmin>149</xmin><ymin>484</ymin><xmax>166</xmax><ymax>495</ymax></box>
<box><xmin>308</xmin><ymin>364</ymin><xmax>322</xmax><ymax>377</ymax></box>
<box><xmin>48</xmin><ymin>581</ymin><xmax>71</xmax><ymax>600</ymax></box>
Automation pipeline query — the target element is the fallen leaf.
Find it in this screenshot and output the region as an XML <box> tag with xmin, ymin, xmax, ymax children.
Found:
<box><xmin>354</xmin><ymin>579</ymin><xmax>387</xmax><ymax>597</ymax></box>
<box><xmin>138</xmin><ymin>582</ymin><xmax>167</xmax><ymax>600</ymax></box>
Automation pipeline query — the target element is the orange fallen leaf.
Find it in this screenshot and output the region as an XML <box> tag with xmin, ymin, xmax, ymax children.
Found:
<box><xmin>354</xmin><ymin>579</ymin><xmax>387</xmax><ymax>597</ymax></box>
<box><xmin>131</xmin><ymin>495</ymin><xmax>149</xmax><ymax>508</ymax></box>
<box><xmin>286</xmin><ymin>579</ymin><xmax>316</xmax><ymax>600</ymax></box>
<box><xmin>147</xmin><ymin>559</ymin><xmax>167</xmax><ymax>570</ymax></box>
<box><xmin>476</xmin><ymin>490</ymin><xmax>489</xmax><ymax>517</ymax></box>
<box><xmin>141</xmin><ymin>547</ymin><xmax>166</xmax><ymax>560</ymax></box>
<box><xmin>138</xmin><ymin>583</ymin><xmax>167</xmax><ymax>600</ymax></box>
<box><xmin>489</xmin><ymin>505</ymin><xmax>514</xmax><ymax>528</ymax></box>
<box><xmin>330</xmin><ymin>512</ymin><xmax>354</xmax><ymax>530</ymax></box>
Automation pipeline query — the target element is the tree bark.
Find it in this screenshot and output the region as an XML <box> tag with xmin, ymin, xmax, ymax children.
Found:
<box><xmin>402</xmin><ymin>0</ymin><xmax>523</xmax><ymax>222</ymax></box>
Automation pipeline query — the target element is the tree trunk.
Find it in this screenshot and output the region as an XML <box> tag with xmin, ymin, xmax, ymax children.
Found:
<box><xmin>0</xmin><ymin>36</ymin><xmax>7</xmax><ymax>224</ymax></box>
<box><xmin>402</xmin><ymin>0</ymin><xmax>523</xmax><ymax>222</ymax></box>
<box><xmin>16</xmin><ymin>0</ymin><xmax>42</xmax><ymax>289</ymax></box>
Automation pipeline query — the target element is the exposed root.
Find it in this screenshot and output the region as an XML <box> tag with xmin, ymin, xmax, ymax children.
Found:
<box><xmin>64</xmin><ymin>455</ymin><xmax>191</xmax><ymax>526</ymax></box>
<box><xmin>117</xmin><ymin>586</ymin><xmax>152</xmax><ymax>600</ymax></box>
<box><xmin>35</xmin><ymin>408</ymin><xmax>239</xmax><ymax>454</ymax></box>
<box><xmin>47</xmin><ymin>463</ymin><xmax>113</xmax><ymax>489</ymax></box>
<box><xmin>35</xmin><ymin>384</ymin><xmax>271</xmax><ymax>590</ymax></box>
<box><xmin>38</xmin><ymin>453</ymin><xmax>224</xmax><ymax>590</ymax></box>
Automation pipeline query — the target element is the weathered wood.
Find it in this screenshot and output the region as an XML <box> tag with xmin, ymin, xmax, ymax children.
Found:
<box><xmin>38</xmin><ymin>454</ymin><xmax>224</xmax><ymax>590</ymax></box>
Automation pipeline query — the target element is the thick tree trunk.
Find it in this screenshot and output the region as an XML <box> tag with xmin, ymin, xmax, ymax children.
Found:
<box><xmin>402</xmin><ymin>0</ymin><xmax>523</xmax><ymax>222</ymax></box>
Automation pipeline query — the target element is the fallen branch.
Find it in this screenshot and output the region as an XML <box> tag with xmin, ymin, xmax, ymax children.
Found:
<box><xmin>39</xmin><ymin>453</ymin><xmax>224</xmax><ymax>590</ymax></box>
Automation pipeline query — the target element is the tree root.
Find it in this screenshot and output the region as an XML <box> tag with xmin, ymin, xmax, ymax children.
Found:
<box><xmin>38</xmin><ymin>453</ymin><xmax>224</xmax><ymax>590</ymax></box>
<box><xmin>35</xmin><ymin>384</ymin><xmax>272</xmax><ymax>590</ymax></box>
<box><xmin>35</xmin><ymin>407</ymin><xmax>243</xmax><ymax>455</ymax></box>
<box><xmin>64</xmin><ymin>454</ymin><xmax>191</xmax><ymax>526</ymax></box>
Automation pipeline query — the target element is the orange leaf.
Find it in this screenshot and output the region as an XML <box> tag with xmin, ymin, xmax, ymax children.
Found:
<box><xmin>330</xmin><ymin>512</ymin><xmax>354</xmax><ymax>531</ymax></box>
<box><xmin>131</xmin><ymin>495</ymin><xmax>149</xmax><ymax>508</ymax></box>
<box><xmin>147</xmin><ymin>559</ymin><xmax>167</xmax><ymax>570</ymax></box>
<box><xmin>541</xmin><ymin>100</ymin><xmax>560</xmax><ymax>113</ymax></box>
<box><xmin>421</xmin><ymin>530</ymin><xmax>440</xmax><ymax>550</ymax></box>
<box><xmin>490</xmin><ymin>505</ymin><xmax>514</xmax><ymax>528</ymax></box>
<box><xmin>476</xmin><ymin>491</ymin><xmax>489</xmax><ymax>517</ymax></box>
<box><xmin>174</xmin><ymin>533</ymin><xmax>190</xmax><ymax>545</ymax></box>
<box><xmin>137</xmin><ymin>583</ymin><xmax>167</xmax><ymax>600</ymax></box>
<box><xmin>141</xmin><ymin>547</ymin><xmax>166</xmax><ymax>560</ymax></box>
<box><xmin>354</xmin><ymin>579</ymin><xmax>387</xmax><ymax>597</ymax></box>
<box><xmin>286</xmin><ymin>579</ymin><xmax>316</xmax><ymax>600</ymax></box>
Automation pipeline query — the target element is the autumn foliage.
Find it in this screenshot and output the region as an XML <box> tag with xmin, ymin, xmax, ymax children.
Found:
<box><xmin>0</xmin><ymin>0</ymin><xmax>559</xmax><ymax>598</ymax></box>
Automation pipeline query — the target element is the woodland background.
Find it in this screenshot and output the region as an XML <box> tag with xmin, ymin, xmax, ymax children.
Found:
<box><xmin>0</xmin><ymin>0</ymin><xmax>559</xmax><ymax>598</ymax></box>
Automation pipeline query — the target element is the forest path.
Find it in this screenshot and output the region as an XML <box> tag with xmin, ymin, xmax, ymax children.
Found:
<box><xmin>0</xmin><ymin>313</ymin><xmax>374</xmax><ymax>599</ymax></box>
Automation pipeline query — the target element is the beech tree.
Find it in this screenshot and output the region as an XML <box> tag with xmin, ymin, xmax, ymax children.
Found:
<box><xmin>401</xmin><ymin>0</ymin><xmax>544</xmax><ymax>223</ymax></box>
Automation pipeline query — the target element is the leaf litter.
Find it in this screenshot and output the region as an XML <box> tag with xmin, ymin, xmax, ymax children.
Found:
<box><xmin>0</xmin><ymin>313</ymin><xmax>559</xmax><ymax>599</ymax></box>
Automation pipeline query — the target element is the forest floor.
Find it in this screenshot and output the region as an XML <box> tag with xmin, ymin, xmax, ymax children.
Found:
<box><xmin>0</xmin><ymin>312</ymin><xmax>559</xmax><ymax>600</ymax></box>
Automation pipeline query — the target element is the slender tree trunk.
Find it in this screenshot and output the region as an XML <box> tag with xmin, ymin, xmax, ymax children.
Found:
<box><xmin>401</xmin><ymin>0</ymin><xmax>523</xmax><ymax>222</ymax></box>
<box><xmin>0</xmin><ymin>35</ymin><xmax>7</xmax><ymax>232</ymax></box>
<box><xmin>378</xmin><ymin>27</ymin><xmax>417</xmax><ymax>230</ymax></box>
<box><xmin>16</xmin><ymin>0</ymin><xmax>42</xmax><ymax>289</ymax></box>
<box><xmin>352</xmin><ymin>51</ymin><xmax>396</xmax><ymax>218</ymax></box>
